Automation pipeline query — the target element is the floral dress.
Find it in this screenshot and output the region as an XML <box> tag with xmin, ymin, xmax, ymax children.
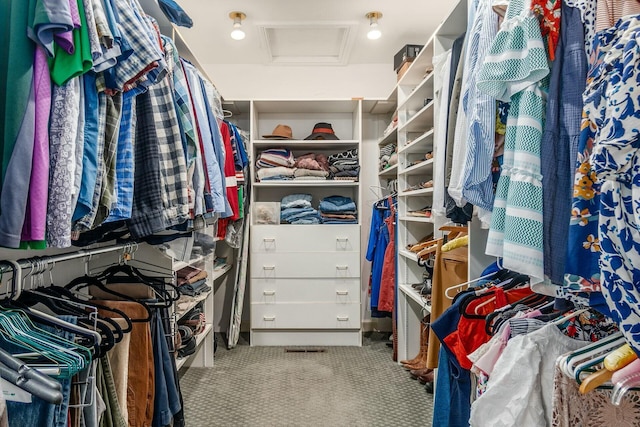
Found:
<box><xmin>583</xmin><ymin>15</ymin><xmax>640</xmax><ymax>354</ymax></box>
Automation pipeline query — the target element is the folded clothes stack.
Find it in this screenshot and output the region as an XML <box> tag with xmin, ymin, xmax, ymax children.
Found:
<box><xmin>328</xmin><ymin>149</ymin><xmax>360</xmax><ymax>181</ymax></box>
<box><xmin>379</xmin><ymin>143</ymin><xmax>397</xmax><ymax>171</ymax></box>
<box><xmin>280</xmin><ymin>194</ymin><xmax>321</xmax><ymax>224</ymax></box>
<box><xmin>319</xmin><ymin>195</ymin><xmax>358</xmax><ymax>224</ymax></box>
<box><xmin>293</xmin><ymin>152</ymin><xmax>330</xmax><ymax>180</ymax></box>
<box><xmin>255</xmin><ymin>148</ymin><xmax>295</xmax><ymax>181</ymax></box>
<box><xmin>176</xmin><ymin>266</ymin><xmax>211</xmax><ymax>297</ymax></box>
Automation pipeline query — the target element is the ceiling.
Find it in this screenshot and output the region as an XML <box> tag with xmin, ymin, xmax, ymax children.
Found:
<box><xmin>173</xmin><ymin>0</ymin><xmax>456</xmax><ymax>67</ymax></box>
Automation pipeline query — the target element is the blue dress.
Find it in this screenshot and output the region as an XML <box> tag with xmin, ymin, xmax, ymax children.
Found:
<box><xmin>366</xmin><ymin>201</ymin><xmax>392</xmax><ymax>316</ymax></box>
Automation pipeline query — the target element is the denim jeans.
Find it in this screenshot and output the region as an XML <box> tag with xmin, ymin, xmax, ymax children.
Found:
<box><xmin>151</xmin><ymin>309</ymin><xmax>182</xmax><ymax>426</ymax></box>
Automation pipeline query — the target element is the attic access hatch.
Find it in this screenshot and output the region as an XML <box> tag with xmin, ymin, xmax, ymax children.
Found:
<box><xmin>258</xmin><ymin>23</ymin><xmax>357</xmax><ymax>65</ymax></box>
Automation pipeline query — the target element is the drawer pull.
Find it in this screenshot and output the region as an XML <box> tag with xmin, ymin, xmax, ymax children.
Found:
<box><xmin>336</xmin><ymin>237</ymin><xmax>349</xmax><ymax>242</ymax></box>
<box><xmin>337</xmin><ymin>316</ymin><xmax>350</xmax><ymax>321</ymax></box>
<box><xmin>263</xmin><ymin>316</ymin><xmax>276</xmax><ymax>321</ymax></box>
<box><xmin>336</xmin><ymin>291</ymin><xmax>349</xmax><ymax>296</ymax></box>
<box><xmin>263</xmin><ymin>265</ymin><xmax>276</xmax><ymax>270</ymax></box>
<box><xmin>263</xmin><ymin>290</ymin><xmax>276</xmax><ymax>296</ymax></box>
<box><xmin>263</xmin><ymin>238</ymin><xmax>276</xmax><ymax>243</ymax></box>
<box><xmin>336</xmin><ymin>265</ymin><xmax>349</xmax><ymax>270</ymax></box>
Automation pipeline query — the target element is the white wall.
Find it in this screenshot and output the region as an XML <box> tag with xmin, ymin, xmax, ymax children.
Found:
<box><xmin>204</xmin><ymin>63</ymin><xmax>396</xmax><ymax>100</ymax></box>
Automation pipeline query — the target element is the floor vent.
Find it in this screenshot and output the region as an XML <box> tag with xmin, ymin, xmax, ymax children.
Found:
<box><xmin>285</xmin><ymin>347</ymin><xmax>327</xmax><ymax>353</ymax></box>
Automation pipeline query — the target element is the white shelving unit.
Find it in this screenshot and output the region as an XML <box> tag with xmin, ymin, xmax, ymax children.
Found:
<box><xmin>394</xmin><ymin>0</ymin><xmax>468</xmax><ymax>363</ymax></box>
<box><xmin>248</xmin><ymin>100</ymin><xmax>363</xmax><ymax>346</ymax></box>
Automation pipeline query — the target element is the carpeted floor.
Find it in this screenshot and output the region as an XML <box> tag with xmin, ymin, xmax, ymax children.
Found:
<box><xmin>179</xmin><ymin>333</ymin><xmax>434</xmax><ymax>427</ymax></box>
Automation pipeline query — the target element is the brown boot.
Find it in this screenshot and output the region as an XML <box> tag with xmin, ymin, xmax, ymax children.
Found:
<box><xmin>402</xmin><ymin>324</ymin><xmax>429</xmax><ymax>370</ymax></box>
<box><xmin>409</xmin><ymin>367</ymin><xmax>433</xmax><ymax>380</ymax></box>
<box><xmin>418</xmin><ymin>370</ymin><xmax>435</xmax><ymax>385</ymax></box>
<box><xmin>400</xmin><ymin>316</ymin><xmax>429</xmax><ymax>365</ymax></box>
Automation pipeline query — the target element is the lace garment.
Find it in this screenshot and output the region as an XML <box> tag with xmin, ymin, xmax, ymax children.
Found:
<box><xmin>552</xmin><ymin>365</ymin><xmax>640</xmax><ymax>426</ymax></box>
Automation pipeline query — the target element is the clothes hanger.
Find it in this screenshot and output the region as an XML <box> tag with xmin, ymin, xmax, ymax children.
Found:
<box><xmin>0</xmin><ymin>309</ymin><xmax>90</xmax><ymax>379</ymax></box>
<box><xmin>91</xmin><ymin>251</ymin><xmax>178</xmax><ymax>306</ymax></box>
<box><xmin>611</xmin><ymin>372</ymin><xmax>640</xmax><ymax>406</ymax></box>
<box><xmin>20</xmin><ymin>288</ymin><xmax>117</xmax><ymax>356</ymax></box>
<box><xmin>445</xmin><ymin>269</ymin><xmax>504</xmax><ymax>300</ymax></box>
<box><xmin>0</xmin><ymin>260</ymin><xmax>104</xmax><ymax>356</ymax></box>
<box><xmin>471</xmin><ymin>275</ymin><xmax>530</xmax><ymax>315</ymax></box>
<box><xmin>65</xmin><ymin>275</ymin><xmax>153</xmax><ymax>323</ymax></box>
<box><xmin>416</xmin><ymin>239</ymin><xmax>442</xmax><ymax>259</ymax></box>
<box><xmin>559</xmin><ymin>332</ymin><xmax>624</xmax><ymax>378</ymax></box>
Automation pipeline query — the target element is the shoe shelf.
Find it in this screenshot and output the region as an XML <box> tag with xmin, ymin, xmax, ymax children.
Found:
<box><xmin>395</xmin><ymin>0</ymin><xmax>469</xmax><ymax>366</ymax></box>
<box><xmin>400</xmin><ymin>158</ymin><xmax>434</xmax><ymax>176</ymax></box>
<box><xmin>176</xmin><ymin>323</ymin><xmax>213</xmax><ymax>370</ymax></box>
<box><xmin>398</xmin><ymin>101</ymin><xmax>435</xmax><ymax>134</ymax></box>
<box><xmin>398</xmin><ymin>187</ymin><xmax>434</xmax><ymax>197</ymax></box>
<box><xmin>379</xmin><ymin>164</ymin><xmax>398</xmax><ymax>178</ymax></box>
<box><xmin>399</xmin><ymin>216</ymin><xmax>434</xmax><ymax>223</ymax></box>
<box><xmin>397</xmin><ymin>72</ymin><xmax>435</xmax><ymax>113</ymax></box>
<box><xmin>399</xmin><ymin>248</ymin><xmax>420</xmax><ymax>263</ymax></box>
<box><xmin>399</xmin><ymin>284</ymin><xmax>432</xmax><ymax>312</ymax></box>
<box><xmin>399</xmin><ymin>129</ymin><xmax>434</xmax><ymax>154</ymax></box>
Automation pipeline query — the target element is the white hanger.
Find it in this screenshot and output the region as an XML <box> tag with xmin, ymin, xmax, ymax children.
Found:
<box><xmin>559</xmin><ymin>331</ymin><xmax>622</xmax><ymax>378</ymax></box>
<box><xmin>563</xmin><ymin>331</ymin><xmax>625</xmax><ymax>379</ymax></box>
<box><xmin>445</xmin><ymin>270</ymin><xmax>498</xmax><ymax>299</ymax></box>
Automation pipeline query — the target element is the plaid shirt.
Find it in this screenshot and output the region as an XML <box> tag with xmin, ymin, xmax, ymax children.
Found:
<box><xmin>128</xmin><ymin>88</ymin><xmax>164</xmax><ymax>238</ymax></box>
<box><xmin>97</xmin><ymin>0</ymin><xmax>162</xmax><ymax>93</ymax></box>
<box><xmin>153</xmin><ymin>78</ymin><xmax>190</xmax><ymax>228</ymax></box>
<box><xmin>128</xmin><ymin>75</ymin><xmax>189</xmax><ymax>238</ymax></box>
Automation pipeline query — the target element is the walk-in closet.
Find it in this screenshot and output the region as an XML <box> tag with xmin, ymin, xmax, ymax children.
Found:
<box><xmin>2</xmin><ymin>0</ymin><xmax>640</xmax><ymax>425</ymax></box>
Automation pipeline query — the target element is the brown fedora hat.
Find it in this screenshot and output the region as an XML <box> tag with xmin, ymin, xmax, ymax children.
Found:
<box><xmin>262</xmin><ymin>124</ymin><xmax>293</xmax><ymax>139</ymax></box>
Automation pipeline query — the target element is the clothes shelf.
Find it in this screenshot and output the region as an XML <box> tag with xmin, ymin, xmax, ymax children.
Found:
<box><xmin>245</xmin><ymin>100</ymin><xmax>363</xmax><ymax>346</ymax></box>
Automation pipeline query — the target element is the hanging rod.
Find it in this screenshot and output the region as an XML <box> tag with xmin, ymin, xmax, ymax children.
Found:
<box><xmin>13</xmin><ymin>243</ymin><xmax>138</xmax><ymax>268</ymax></box>
<box><xmin>0</xmin><ymin>243</ymin><xmax>139</xmax><ymax>300</ymax></box>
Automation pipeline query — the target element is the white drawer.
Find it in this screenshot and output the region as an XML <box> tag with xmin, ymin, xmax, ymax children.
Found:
<box><xmin>251</xmin><ymin>302</ymin><xmax>361</xmax><ymax>329</ymax></box>
<box><xmin>250</xmin><ymin>252</ymin><xmax>360</xmax><ymax>279</ymax></box>
<box><xmin>251</xmin><ymin>225</ymin><xmax>360</xmax><ymax>253</ymax></box>
<box><xmin>251</xmin><ymin>278</ymin><xmax>360</xmax><ymax>304</ymax></box>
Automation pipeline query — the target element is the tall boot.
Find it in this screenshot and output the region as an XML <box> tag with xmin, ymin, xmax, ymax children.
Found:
<box><xmin>402</xmin><ymin>324</ymin><xmax>429</xmax><ymax>370</ymax></box>
<box><xmin>400</xmin><ymin>315</ymin><xmax>429</xmax><ymax>365</ymax></box>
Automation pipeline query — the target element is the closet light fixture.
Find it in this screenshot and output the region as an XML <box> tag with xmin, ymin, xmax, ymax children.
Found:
<box><xmin>229</xmin><ymin>11</ymin><xmax>246</xmax><ymax>40</ymax></box>
<box><xmin>366</xmin><ymin>11</ymin><xmax>382</xmax><ymax>40</ymax></box>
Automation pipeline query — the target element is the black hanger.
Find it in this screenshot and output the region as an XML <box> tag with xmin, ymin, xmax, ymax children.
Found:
<box><xmin>96</xmin><ymin>264</ymin><xmax>179</xmax><ymax>307</ymax></box>
<box><xmin>27</xmin><ymin>287</ymin><xmax>122</xmax><ymax>353</ymax></box>
<box><xmin>65</xmin><ymin>275</ymin><xmax>153</xmax><ymax>323</ymax></box>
